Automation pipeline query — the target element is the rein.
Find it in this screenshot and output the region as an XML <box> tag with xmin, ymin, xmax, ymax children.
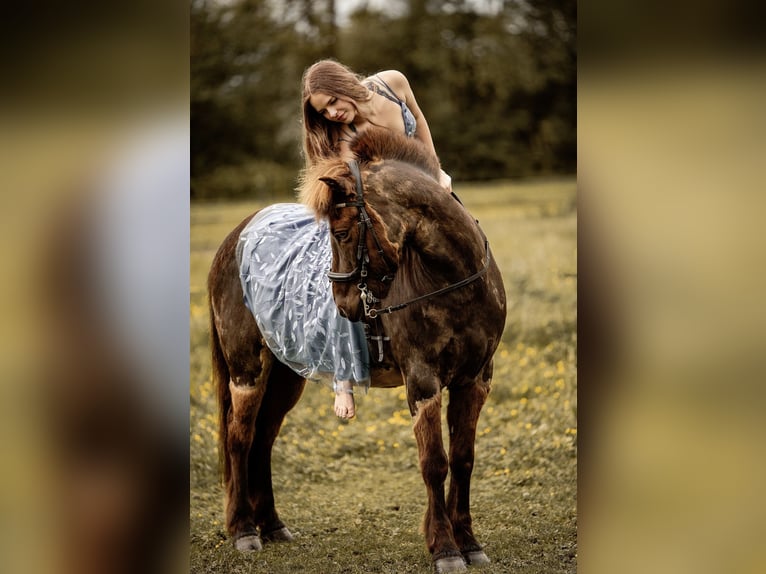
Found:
<box><xmin>328</xmin><ymin>159</ymin><xmax>491</xmax><ymax>319</ymax></box>
<box><xmin>368</xmin><ymin>239</ymin><xmax>491</xmax><ymax>318</ymax></box>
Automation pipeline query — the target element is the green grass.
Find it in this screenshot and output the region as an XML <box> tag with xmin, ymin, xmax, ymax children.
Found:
<box><xmin>190</xmin><ymin>178</ymin><xmax>577</xmax><ymax>573</ymax></box>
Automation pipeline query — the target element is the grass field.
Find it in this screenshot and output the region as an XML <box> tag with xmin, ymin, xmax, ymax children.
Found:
<box><xmin>190</xmin><ymin>178</ymin><xmax>577</xmax><ymax>573</ymax></box>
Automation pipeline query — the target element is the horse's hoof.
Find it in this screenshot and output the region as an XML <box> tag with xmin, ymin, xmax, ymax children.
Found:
<box><xmin>233</xmin><ymin>533</ymin><xmax>263</xmax><ymax>552</ymax></box>
<box><xmin>262</xmin><ymin>526</ymin><xmax>294</xmax><ymax>543</ymax></box>
<box><xmin>434</xmin><ymin>555</ymin><xmax>467</xmax><ymax>573</ymax></box>
<box><xmin>463</xmin><ymin>550</ymin><xmax>491</xmax><ymax>566</ymax></box>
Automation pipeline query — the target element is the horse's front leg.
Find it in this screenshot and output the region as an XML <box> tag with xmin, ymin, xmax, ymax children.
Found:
<box><xmin>446</xmin><ymin>377</ymin><xmax>491</xmax><ymax>566</ymax></box>
<box><xmin>409</xmin><ymin>379</ymin><xmax>467</xmax><ymax>573</ymax></box>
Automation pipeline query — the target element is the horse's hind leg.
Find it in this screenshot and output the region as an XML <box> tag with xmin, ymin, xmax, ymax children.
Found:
<box><xmin>225</xmin><ymin>352</ymin><xmax>270</xmax><ymax>551</ymax></box>
<box><xmin>446</xmin><ymin>375</ymin><xmax>491</xmax><ymax>565</ymax></box>
<box><xmin>248</xmin><ymin>360</ymin><xmax>306</xmax><ymax>542</ymax></box>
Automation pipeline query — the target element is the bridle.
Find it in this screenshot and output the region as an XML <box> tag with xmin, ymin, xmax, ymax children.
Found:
<box><xmin>326</xmin><ymin>160</ymin><xmax>396</xmax><ymax>285</ymax></box>
<box><xmin>327</xmin><ymin>159</ymin><xmax>492</xmax><ymax>319</ymax></box>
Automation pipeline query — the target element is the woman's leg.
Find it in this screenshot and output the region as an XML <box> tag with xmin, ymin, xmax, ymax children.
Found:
<box><xmin>333</xmin><ymin>380</ymin><xmax>356</xmax><ymax>419</ymax></box>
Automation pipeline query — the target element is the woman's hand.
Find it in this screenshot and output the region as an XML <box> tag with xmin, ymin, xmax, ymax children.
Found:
<box><xmin>439</xmin><ymin>169</ymin><xmax>452</xmax><ymax>193</ymax></box>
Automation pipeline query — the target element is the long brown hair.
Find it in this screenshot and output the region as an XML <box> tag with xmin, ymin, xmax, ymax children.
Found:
<box><xmin>301</xmin><ymin>59</ymin><xmax>372</xmax><ymax>167</ymax></box>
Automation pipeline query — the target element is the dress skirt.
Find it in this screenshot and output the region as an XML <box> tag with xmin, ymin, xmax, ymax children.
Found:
<box><xmin>237</xmin><ymin>203</ymin><xmax>370</xmax><ymax>386</ymax></box>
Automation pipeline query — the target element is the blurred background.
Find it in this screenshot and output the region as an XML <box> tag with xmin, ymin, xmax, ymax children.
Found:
<box><xmin>191</xmin><ymin>0</ymin><xmax>576</xmax><ymax>199</ymax></box>
<box><xmin>579</xmin><ymin>2</ymin><xmax>766</xmax><ymax>573</ymax></box>
<box><xmin>1</xmin><ymin>2</ymin><xmax>189</xmax><ymax>573</ymax></box>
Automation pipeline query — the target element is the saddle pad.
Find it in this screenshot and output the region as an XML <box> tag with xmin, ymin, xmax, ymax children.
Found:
<box><xmin>237</xmin><ymin>203</ymin><xmax>370</xmax><ymax>384</ymax></box>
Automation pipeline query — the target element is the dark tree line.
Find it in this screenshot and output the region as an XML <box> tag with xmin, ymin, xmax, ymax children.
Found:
<box><xmin>192</xmin><ymin>0</ymin><xmax>575</xmax><ymax>200</ymax></box>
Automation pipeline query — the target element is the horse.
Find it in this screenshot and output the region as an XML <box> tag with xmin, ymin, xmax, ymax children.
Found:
<box><xmin>208</xmin><ymin>127</ymin><xmax>506</xmax><ymax>573</ymax></box>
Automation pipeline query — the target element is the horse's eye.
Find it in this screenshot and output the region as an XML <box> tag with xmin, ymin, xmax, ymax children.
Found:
<box><xmin>333</xmin><ymin>229</ymin><xmax>350</xmax><ymax>242</ymax></box>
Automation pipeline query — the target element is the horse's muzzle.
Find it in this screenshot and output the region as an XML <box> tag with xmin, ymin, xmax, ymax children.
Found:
<box><xmin>338</xmin><ymin>304</ymin><xmax>362</xmax><ymax>323</ymax></box>
<box><xmin>334</xmin><ymin>291</ymin><xmax>363</xmax><ymax>322</ymax></box>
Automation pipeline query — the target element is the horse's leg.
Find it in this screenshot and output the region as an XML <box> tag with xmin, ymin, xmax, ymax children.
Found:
<box><xmin>446</xmin><ymin>377</ymin><xmax>491</xmax><ymax>566</ymax></box>
<box><xmin>211</xmin><ymin>300</ymin><xmax>270</xmax><ymax>550</ymax></box>
<box><xmin>209</xmin><ymin>214</ymin><xmax>272</xmax><ymax>550</ymax></box>
<box><xmin>226</xmin><ymin>366</ymin><xmax>268</xmax><ymax>551</ymax></box>
<box><xmin>212</xmin><ymin>323</ymin><xmax>271</xmax><ymax>550</ymax></box>
<box><xmin>409</xmin><ymin>384</ymin><xmax>467</xmax><ymax>573</ymax></box>
<box><xmin>248</xmin><ymin>360</ymin><xmax>306</xmax><ymax>542</ymax></box>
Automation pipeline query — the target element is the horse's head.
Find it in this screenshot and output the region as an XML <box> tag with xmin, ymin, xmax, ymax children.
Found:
<box><xmin>300</xmin><ymin>156</ymin><xmax>400</xmax><ymax>322</ymax></box>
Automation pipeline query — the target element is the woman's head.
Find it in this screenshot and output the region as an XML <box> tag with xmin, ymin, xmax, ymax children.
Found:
<box><xmin>301</xmin><ymin>60</ymin><xmax>371</xmax><ymax>165</ymax></box>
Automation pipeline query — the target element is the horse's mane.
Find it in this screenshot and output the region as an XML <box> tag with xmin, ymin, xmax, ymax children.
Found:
<box><xmin>299</xmin><ymin>127</ymin><xmax>442</xmax><ymax>216</ymax></box>
<box><xmin>350</xmin><ymin>126</ymin><xmax>442</xmax><ymax>179</ymax></box>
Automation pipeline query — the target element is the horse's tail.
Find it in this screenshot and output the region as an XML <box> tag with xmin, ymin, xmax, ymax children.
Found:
<box><xmin>209</xmin><ymin>296</ymin><xmax>232</xmax><ymax>484</ymax></box>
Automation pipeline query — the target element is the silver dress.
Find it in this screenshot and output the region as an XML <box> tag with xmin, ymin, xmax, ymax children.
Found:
<box><xmin>237</xmin><ymin>203</ymin><xmax>370</xmax><ymax>386</ymax></box>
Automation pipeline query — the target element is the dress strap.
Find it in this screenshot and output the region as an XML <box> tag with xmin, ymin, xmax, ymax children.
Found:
<box><xmin>374</xmin><ymin>75</ymin><xmax>401</xmax><ymax>101</ymax></box>
<box><xmin>367</xmin><ymin>75</ymin><xmax>403</xmax><ymax>105</ymax></box>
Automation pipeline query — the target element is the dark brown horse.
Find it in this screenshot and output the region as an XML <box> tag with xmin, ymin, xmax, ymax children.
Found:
<box><xmin>208</xmin><ymin>128</ymin><xmax>506</xmax><ymax>573</ymax></box>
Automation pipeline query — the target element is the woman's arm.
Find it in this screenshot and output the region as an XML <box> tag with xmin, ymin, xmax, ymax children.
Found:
<box><xmin>377</xmin><ymin>70</ymin><xmax>451</xmax><ymax>191</ymax></box>
<box><xmin>377</xmin><ymin>70</ymin><xmax>437</xmax><ymax>157</ymax></box>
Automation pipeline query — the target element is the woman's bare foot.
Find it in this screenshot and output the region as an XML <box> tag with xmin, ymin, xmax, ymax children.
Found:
<box><xmin>334</xmin><ymin>380</ymin><xmax>356</xmax><ymax>419</ymax></box>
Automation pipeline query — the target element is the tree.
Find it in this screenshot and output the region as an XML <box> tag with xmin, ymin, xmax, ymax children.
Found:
<box><xmin>191</xmin><ymin>0</ymin><xmax>576</xmax><ymax>198</ymax></box>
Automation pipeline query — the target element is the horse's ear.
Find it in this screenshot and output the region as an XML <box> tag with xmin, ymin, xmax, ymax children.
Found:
<box><xmin>319</xmin><ymin>176</ymin><xmax>350</xmax><ymax>214</ymax></box>
<box><xmin>319</xmin><ymin>176</ymin><xmax>342</xmax><ymax>193</ymax></box>
<box><xmin>298</xmin><ymin>160</ymin><xmax>349</xmax><ymax>217</ymax></box>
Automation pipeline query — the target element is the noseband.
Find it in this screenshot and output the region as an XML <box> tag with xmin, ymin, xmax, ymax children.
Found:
<box><xmin>327</xmin><ymin>159</ymin><xmax>491</xmax><ymax>319</ymax></box>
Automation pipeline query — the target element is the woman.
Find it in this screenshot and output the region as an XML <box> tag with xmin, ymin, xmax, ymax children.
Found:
<box><xmin>238</xmin><ymin>60</ymin><xmax>449</xmax><ymax>421</ymax></box>
<box><xmin>301</xmin><ymin>59</ymin><xmax>452</xmax><ymax>190</ymax></box>
<box><xmin>303</xmin><ymin>60</ymin><xmax>454</xmax><ymax>419</ymax></box>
